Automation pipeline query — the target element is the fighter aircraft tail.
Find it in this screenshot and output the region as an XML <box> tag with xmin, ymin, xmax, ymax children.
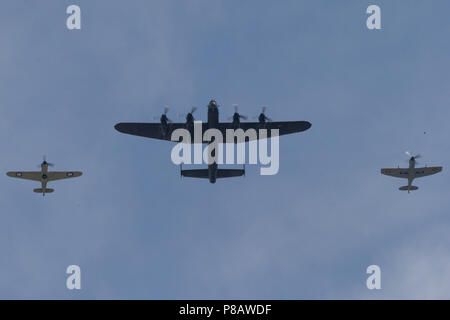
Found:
<box><xmin>33</xmin><ymin>188</ymin><xmax>54</xmax><ymax>194</ymax></box>
<box><xmin>399</xmin><ymin>186</ymin><xmax>418</xmax><ymax>191</ymax></box>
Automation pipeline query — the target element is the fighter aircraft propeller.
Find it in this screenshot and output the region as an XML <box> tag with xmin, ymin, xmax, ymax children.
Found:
<box><xmin>38</xmin><ymin>155</ymin><xmax>54</xmax><ymax>168</ymax></box>
<box><xmin>405</xmin><ymin>151</ymin><xmax>421</xmax><ymax>164</ymax></box>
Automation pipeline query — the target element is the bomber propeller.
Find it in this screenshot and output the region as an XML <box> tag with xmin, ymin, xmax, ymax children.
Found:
<box><xmin>228</xmin><ymin>104</ymin><xmax>248</xmax><ymax>121</ymax></box>
<box><xmin>153</xmin><ymin>106</ymin><xmax>172</xmax><ymax>123</ymax></box>
<box><xmin>178</xmin><ymin>106</ymin><xmax>198</xmax><ymax>122</ymax></box>
<box><xmin>254</xmin><ymin>106</ymin><xmax>272</xmax><ymax>123</ymax></box>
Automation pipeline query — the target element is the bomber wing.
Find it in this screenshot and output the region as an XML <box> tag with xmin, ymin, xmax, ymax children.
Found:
<box><xmin>114</xmin><ymin>121</ymin><xmax>311</xmax><ymax>142</ymax></box>
<box><xmin>114</xmin><ymin>123</ymin><xmax>200</xmax><ymax>141</ymax></box>
<box><xmin>216</xmin><ymin>121</ymin><xmax>311</xmax><ymax>141</ymax></box>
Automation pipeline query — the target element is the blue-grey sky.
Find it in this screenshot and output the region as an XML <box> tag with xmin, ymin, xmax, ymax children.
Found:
<box><xmin>1</xmin><ymin>0</ymin><xmax>450</xmax><ymax>299</ymax></box>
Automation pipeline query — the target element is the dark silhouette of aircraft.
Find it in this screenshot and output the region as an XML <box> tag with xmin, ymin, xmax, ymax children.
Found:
<box><xmin>381</xmin><ymin>152</ymin><xmax>442</xmax><ymax>193</ymax></box>
<box><xmin>114</xmin><ymin>100</ymin><xmax>311</xmax><ymax>183</ymax></box>
<box><xmin>6</xmin><ymin>156</ymin><xmax>82</xmax><ymax>196</ymax></box>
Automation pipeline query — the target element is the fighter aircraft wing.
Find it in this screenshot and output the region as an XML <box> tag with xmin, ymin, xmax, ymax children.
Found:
<box><xmin>7</xmin><ymin>171</ymin><xmax>42</xmax><ymax>181</ymax></box>
<box><xmin>380</xmin><ymin>168</ymin><xmax>409</xmax><ymax>178</ymax></box>
<box><xmin>46</xmin><ymin>171</ymin><xmax>83</xmax><ymax>181</ymax></box>
<box><xmin>412</xmin><ymin>166</ymin><xmax>442</xmax><ymax>178</ymax></box>
<box><xmin>114</xmin><ymin>121</ymin><xmax>311</xmax><ymax>142</ymax></box>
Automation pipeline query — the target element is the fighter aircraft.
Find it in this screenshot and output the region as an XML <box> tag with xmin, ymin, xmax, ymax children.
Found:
<box><xmin>381</xmin><ymin>152</ymin><xmax>442</xmax><ymax>193</ymax></box>
<box><xmin>114</xmin><ymin>99</ymin><xmax>311</xmax><ymax>183</ymax></box>
<box><xmin>6</xmin><ymin>156</ymin><xmax>82</xmax><ymax>196</ymax></box>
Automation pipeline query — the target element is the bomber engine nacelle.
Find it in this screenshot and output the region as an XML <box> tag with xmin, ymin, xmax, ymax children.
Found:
<box><xmin>152</xmin><ymin>106</ymin><xmax>172</xmax><ymax>137</ymax></box>
<box><xmin>155</xmin><ymin>106</ymin><xmax>172</xmax><ymax>126</ymax></box>
<box><xmin>183</xmin><ymin>106</ymin><xmax>197</xmax><ymax>125</ymax></box>
<box><xmin>229</xmin><ymin>104</ymin><xmax>247</xmax><ymax>128</ymax></box>
<box><xmin>178</xmin><ymin>106</ymin><xmax>197</xmax><ymax>130</ymax></box>
<box><xmin>256</xmin><ymin>106</ymin><xmax>272</xmax><ymax>124</ymax></box>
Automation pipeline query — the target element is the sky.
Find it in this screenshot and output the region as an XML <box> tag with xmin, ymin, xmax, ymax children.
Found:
<box><xmin>0</xmin><ymin>0</ymin><xmax>450</xmax><ymax>299</ymax></box>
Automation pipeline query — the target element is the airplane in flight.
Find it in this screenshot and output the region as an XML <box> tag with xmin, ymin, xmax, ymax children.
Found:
<box><xmin>114</xmin><ymin>99</ymin><xmax>312</xmax><ymax>183</ymax></box>
<box><xmin>6</xmin><ymin>156</ymin><xmax>82</xmax><ymax>196</ymax></box>
<box><xmin>381</xmin><ymin>152</ymin><xmax>442</xmax><ymax>193</ymax></box>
